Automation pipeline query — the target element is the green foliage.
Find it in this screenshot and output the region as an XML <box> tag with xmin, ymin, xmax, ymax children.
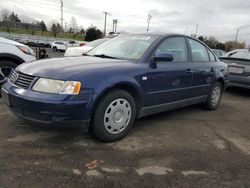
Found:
<box><xmin>40</xmin><ymin>20</ymin><xmax>47</xmax><ymax>32</ymax></box>
<box><xmin>85</xmin><ymin>27</ymin><xmax>103</xmax><ymax>41</ymax></box>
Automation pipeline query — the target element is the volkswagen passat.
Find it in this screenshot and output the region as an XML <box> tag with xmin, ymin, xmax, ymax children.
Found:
<box><xmin>1</xmin><ymin>34</ymin><xmax>229</xmax><ymax>141</ymax></box>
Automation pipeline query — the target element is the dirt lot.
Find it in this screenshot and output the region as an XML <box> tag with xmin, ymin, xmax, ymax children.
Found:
<box><xmin>0</xmin><ymin>88</ymin><xmax>250</xmax><ymax>188</ymax></box>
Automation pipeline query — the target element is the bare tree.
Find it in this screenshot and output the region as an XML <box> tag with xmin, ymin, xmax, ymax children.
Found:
<box><xmin>69</xmin><ymin>16</ymin><xmax>77</xmax><ymax>33</ymax></box>
<box><xmin>0</xmin><ymin>9</ymin><xmax>10</xmax><ymax>21</ymax></box>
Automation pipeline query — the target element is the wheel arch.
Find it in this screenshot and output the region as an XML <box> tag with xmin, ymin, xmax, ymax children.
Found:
<box><xmin>90</xmin><ymin>82</ymin><xmax>143</xmax><ymax>119</ymax></box>
<box><xmin>217</xmin><ymin>77</ymin><xmax>225</xmax><ymax>90</ymax></box>
<box><xmin>0</xmin><ymin>53</ymin><xmax>24</xmax><ymax>65</ymax></box>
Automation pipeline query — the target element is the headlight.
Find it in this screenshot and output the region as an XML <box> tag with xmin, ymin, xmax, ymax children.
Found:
<box><xmin>32</xmin><ymin>78</ymin><xmax>81</xmax><ymax>95</ymax></box>
<box><xmin>16</xmin><ymin>45</ymin><xmax>34</xmax><ymax>56</ymax></box>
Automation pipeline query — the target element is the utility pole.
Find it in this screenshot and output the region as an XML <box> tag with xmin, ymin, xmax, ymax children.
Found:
<box><xmin>60</xmin><ymin>0</ymin><xmax>64</xmax><ymax>31</ymax></box>
<box><xmin>195</xmin><ymin>24</ymin><xmax>199</xmax><ymax>38</ymax></box>
<box><xmin>234</xmin><ymin>29</ymin><xmax>239</xmax><ymax>49</ymax></box>
<box><xmin>103</xmin><ymin>12</ymin><xmax>109</xmax><ymax>36</ymax></box>
<box><xmin>113</xmin><ymin>19</ymin><xmax>118</xmax><ymax>33</ymax></box>
<box><xmin>146</xmin><ymin>15</ymin><xmax>152</xmax><ymax>33</ymax></box>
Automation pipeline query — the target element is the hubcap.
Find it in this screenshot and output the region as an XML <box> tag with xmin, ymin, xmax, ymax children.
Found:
<box><xmin>0</xmin><ymin>66</ymin><xmax>14</xmax><ymax>85</ymax></box>
<box><xmin>104</xmin><ymin>99</ymin><xmax>132</xmax><ymax>135</ymax></box>
<box><xmin>211</xmin><ymin>86</ymin><xmax>221</xmax><ymax>107</ymax></box>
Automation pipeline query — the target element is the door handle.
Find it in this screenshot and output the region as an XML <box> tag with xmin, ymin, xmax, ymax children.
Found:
<box><xmin>186</xmin><ymin>68</ymin><xmax>192</xmax><ymax>74</ymax></box>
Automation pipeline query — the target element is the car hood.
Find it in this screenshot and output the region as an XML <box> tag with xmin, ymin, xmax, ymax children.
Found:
<box><xmin>17</xmin><ymin>56</ymin><xmax>137</xmax><ymax>80</ymax></box>
<box><xmin>0</xmin><ymin>37</ymin><xmax>26</xmax><ymax>46</ymax></box>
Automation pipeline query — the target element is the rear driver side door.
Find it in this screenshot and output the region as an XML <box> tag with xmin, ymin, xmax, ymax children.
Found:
<box><xmin>187</xmin><ymin>38</ymin><xmax>216</xmax><ymax>98</ymax></box>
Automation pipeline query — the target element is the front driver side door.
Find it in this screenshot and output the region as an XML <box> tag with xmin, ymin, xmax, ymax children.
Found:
<box><xmin>145</xmin><ymin>37</ymin><xmax>193</xmax><ymax>107</ymax></box>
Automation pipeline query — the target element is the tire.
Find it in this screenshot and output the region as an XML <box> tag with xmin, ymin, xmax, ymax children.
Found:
<box><xmin>203</xmin><ymin>82</ymin><xmax>223</xmax><ymax>111</ymax></box>
<box><xmin>52</xmin><ymin>47</ymin><xmax>57</xmax><ymax>52</ymax></box>
<box><xmin>91</xmin><ymin>89</ymin><xmax>136</xmax><ymax>142</ymax></box>
<box><xmin>0</xmin><ymin>60</ymin><xmax>17</xmax><ymax>89</ymax></box>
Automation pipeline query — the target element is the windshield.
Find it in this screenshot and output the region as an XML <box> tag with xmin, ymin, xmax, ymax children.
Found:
<box><xmin>87</xmin><ymin>35</ymin><xmax>159</xmax><ymax>60</ymax></box>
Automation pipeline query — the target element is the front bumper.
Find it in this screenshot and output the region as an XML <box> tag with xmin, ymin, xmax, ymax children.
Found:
<box><xmin>1</xmin><ymin>81</ymin><xmax>93</xmax><ymax>132</ymax></box>
<box><xmin>228</xmin><ymin>75</ymin><xmax>250</xmax><ymax>89</ymax></box>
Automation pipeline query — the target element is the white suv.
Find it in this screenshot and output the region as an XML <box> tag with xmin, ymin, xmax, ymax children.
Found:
<box><xmin>51</xmin><ymin>41</ymin><xmax>67</xmax><ymax>52</ymax></box>
<box><xmin>0</xmin><ymin>37</ymin><xmax>36</xmax><ymax>88</ymax></box>
<box><xmin>51</xmin><ymin>41</ymin><xmax>86</xmax><ymax>52</ymax></box>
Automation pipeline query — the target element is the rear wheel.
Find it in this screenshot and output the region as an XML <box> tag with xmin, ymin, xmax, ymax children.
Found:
<box><xmin>91</xmin><ymin>89</ymin><xmax>136</xmax><ymax>142</ymax></box>
<box><xmin>0</xmin><ymin>60</ymin><xmax>17</xmax><ymax>88</ymax></box>
<box><xmin>203</xmin><ymin>82</ymin><xmax>223</xmax><ymax>110</ymax></box>
<box><xmin>52</xmin><ymin>46</ymin><xmax>57</xmax><ymax>52</ymax></box>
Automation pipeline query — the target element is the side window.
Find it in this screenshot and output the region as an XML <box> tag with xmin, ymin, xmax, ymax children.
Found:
<box><xmin>208</xmin><ymin>50</ymin><xmax>216</xmax><ymax>62</ymax></box>
<box><xmin>155</xmin><ymin>37</ymin><xmax>188</xmax><ymax>62</ymax></box>
<box><xmin>188</xmin><ymin>39</ymin><xmax>209</xmax><ymax>62</ymax></box>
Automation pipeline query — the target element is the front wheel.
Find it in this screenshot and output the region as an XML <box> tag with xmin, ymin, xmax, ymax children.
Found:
<box><xmin>0</xmin><ymin>60</ymin><xmax>17</xmax><ymax>89</ymax></box>
<box><xmin>203</xmin><ymin>82</ymin><xmax>223</xmax><ymax>110</ymax></box>
<box><xmin>91</xmin><ymin>89</ymin><xmax>136</xmax><ymax>142</ymax></box>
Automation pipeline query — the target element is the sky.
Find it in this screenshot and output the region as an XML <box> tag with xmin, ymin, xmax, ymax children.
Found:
<box><xmin>1</xmin><ymin>0</ymin><xmax>250</xmax><ymax>43</ymax></box>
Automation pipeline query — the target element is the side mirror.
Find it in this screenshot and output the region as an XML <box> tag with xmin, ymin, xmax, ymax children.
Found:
<box><xmin>153</xmin><ymin>52</ymin><xmax>174</xmax><ymax>62</ymax></box>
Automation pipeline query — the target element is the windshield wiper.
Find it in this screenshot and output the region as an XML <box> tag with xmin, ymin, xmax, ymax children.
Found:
<box><xmin>93</xmin><ymin>54</ymin><xmax>118</xmax><ymax>59</ymax></box>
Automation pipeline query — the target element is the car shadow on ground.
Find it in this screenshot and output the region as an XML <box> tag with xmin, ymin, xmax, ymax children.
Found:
<box><xmin>4</xmin><ymin>86</ymin><xmax>249</xmax><ymax>143</ymax></box>
<box><xmin>226</xmin><ymin>87</ymin><xmax>250</xmax><ymax>97</ymax></box>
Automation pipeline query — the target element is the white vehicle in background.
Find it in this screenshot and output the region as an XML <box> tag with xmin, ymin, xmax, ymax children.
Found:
<box><xmin>0</xmin><ymin>37</ymin><xmax>36</xmax><ymax>88</ymax></box>
<box><xmin>51</xmin><ymin>41</ymin><xmax>67</xmax><ymax>52</ymax></box>
<box><xmin>64</xmin><ymin>38</ymin><xmax>110</xmax><ymax>57</ymax></box>
<box><xmin>66</xmin><ymin>40</ymin><xmax>86</xmax><ymax>48</ymax></box>
<box><xmin>51</xmin><ymin>41</ymin><xmax>87</xmax><ymax>52</ymax></box>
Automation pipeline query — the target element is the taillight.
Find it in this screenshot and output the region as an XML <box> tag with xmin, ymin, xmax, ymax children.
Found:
<box><xmin>80</xmin><ymin>43</ymin><xmax>85</xmax><ymax>46</ymax></box>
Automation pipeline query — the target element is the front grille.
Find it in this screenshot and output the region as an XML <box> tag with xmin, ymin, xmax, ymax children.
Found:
<box><xmin>10</xmin><ymin>71</ymin><xmax>36</xmax><ymax>89</ymax></box>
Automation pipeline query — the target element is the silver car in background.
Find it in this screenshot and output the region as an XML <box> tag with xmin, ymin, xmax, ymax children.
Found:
<box><xmin>220</xmin><ymin>49</ymin><xmax>250</xmax><ymax>89</ymax></box>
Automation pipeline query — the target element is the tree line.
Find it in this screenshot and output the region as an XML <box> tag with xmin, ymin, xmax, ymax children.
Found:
<box><xmin>0</xmin><ymin>9</ymin><xmax>103</xmax><ymax>41</ymax></box>
<box><xmin>198</xmin><ymin>36</ymin><xmax>246</xmax><ymax>52</ymax></box>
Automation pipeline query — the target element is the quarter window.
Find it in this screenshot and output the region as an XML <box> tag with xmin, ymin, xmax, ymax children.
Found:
<box><xmin>208</xmin><ymin>50</ymin><xmax>216</xmax><ymax>62</ymax></box>
<box><xmin>155</xmin><ymin>37</ymin><xmax>188</xmax><ymax>62</ymax></box>
<box><xmin>188</xmin><ymin>39</ymin><xmax>209</xmax><ymax>62</ymax></box>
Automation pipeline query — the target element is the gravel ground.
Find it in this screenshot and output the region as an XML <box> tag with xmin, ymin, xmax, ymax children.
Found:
<box><xmin>0</xmin><ymin>86</ymin><xmax>250</xmax><ymax>187</ymax></box>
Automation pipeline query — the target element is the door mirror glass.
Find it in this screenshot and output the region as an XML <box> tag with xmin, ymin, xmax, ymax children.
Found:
<box><xmin>153</xmin><ymin>52</ymin><xmax>174</xmax><ymax>62</ymax></box>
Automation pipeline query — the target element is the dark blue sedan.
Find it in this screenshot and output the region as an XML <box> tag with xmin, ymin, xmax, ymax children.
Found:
<box><xmin>1</xmin><ymin>34</ymin><xmax>229</xmax><ymax>141</ymax></box>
